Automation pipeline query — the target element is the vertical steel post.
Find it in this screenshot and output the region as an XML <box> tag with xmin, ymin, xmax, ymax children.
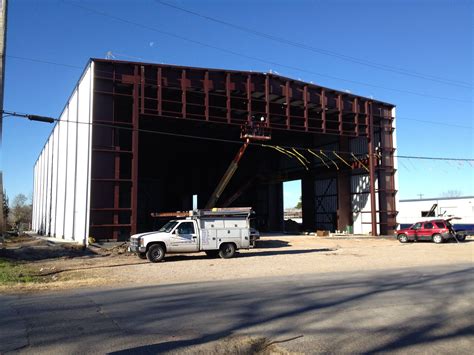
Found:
<box><xmin>321</xmin><ymin>89</ymin><xmax>326</xmax><ymax>133</ymax></box>
<box><xmin>113</xmin><ymin>146</ymin><xmax>120</xmax><ymax>240</ymax></box>
<box><xmin>354</xmin><ymin>97</ymin><xmax>359</xmax><ymax>136</ymax></box>
<box><xmin>285</xmin><ymin>80</ymin><xmax>290</xmax><ymax>129</ymax></box>
<box><xmin>226</xmin><ymin>72</ymin><xmax>231</xmax><ymax>123</ymax></box>
<box><xmin>181</xmin><ymin>69</ymin><xmax>187</xmax><ymax>118</ymax></box>
<box><xmin>303</xmin><ymin>85</ymin><xmax>308</xmax><ymax>132</ymax></box>
<box><xmin>131</xmin><ymin>66</ymin><xmax>140</xmax><ymax>235</ymax></box>
<box><xmin>367</xmin><ymin>101</ymin><xmax>378</xmax><ymax>236</ymax></box>
<box><xmin>204</xmin><ymin>71</ymin><xmax>209</xmax><ymax>121</ymax></box>
<box><xmin>338</xmin><ymin>94</ymin><xmax>343</xmax><ymax>134</ymax></box>
<box><xmin>246</xmin><ymin>74</ymin><xmax>252</xmax><ymax>122</ymax></box>
<box><xmin>265</xmin><ymin>75</ymin><xmax>270</xmax><ymax>127</ymax></box>
<box><xmin>157</xmin><ymin>67</ymin><xmax>162</xmax><ymax>116</ymax></box>
<box><xmin>140</xmin><ymin>66</ymin><xmax>145</xmax><ymax>115</ymax></box>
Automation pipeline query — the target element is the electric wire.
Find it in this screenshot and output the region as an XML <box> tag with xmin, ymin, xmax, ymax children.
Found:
<box><xmin>4</xmin><ymin>112</ymin><xmax>474</xmax><ymax>164</ymax></box>
<box><xmin>62</xmin><ymin>1</ymin><xmax>472</xmax><ymax>104</ymax></box>
<box><xmin>155</xmin><ymin>0</ymin><xmax>472</xmax><ymax>89</ymax></box>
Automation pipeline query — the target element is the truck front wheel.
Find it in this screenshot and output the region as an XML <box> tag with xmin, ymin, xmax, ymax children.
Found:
<box><xmin>146</xmin><ymin>244</ymin><xmax>165</xmax><ymax>262</ymax></box>
<box><xmin>219</xmin><ymin>243</ymin><xmax>236</xmax><ymax>259</ymax></box>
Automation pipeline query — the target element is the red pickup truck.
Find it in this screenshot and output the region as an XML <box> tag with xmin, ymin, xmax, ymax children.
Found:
<box><xmin>396</xmin><ymin>218</ymin><xmax>466</xmax><ymax>244</ymax></box>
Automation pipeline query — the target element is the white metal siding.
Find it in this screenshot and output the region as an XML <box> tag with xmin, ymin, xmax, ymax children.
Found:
<box><xmin>398</xmin><ymin>197</ymin><xmax>474</xmax><ymax>225</ymax></box>
<box><xmin>32</xmin><ymin>64</ymin><xmax>94</xmax><ymax>245</ymax></box>
<box><xmin>351</xmin><ymin>174</ymin><xmax>379</xmax><ymax>234</ymax></box>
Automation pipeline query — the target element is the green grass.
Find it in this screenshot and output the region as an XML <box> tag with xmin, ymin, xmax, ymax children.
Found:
<box><xmin>0</xmin><ymin>258</ymin><xmax>40</xmax><ymax>284</ymax></box>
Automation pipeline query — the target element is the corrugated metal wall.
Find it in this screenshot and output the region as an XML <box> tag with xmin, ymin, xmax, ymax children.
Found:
<box><xmin>32</xmin><ymin>63</ymin><xmax>94</xmax><ymax>245</ymax></box>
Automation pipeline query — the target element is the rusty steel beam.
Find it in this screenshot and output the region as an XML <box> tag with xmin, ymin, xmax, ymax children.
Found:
<box><xmin>321</xmin><ymin>88</ymin><xmax>326</xmax><ymax>133</ymax></box>
<box><xmin>338</xmin><ymin>94</ymin><xmax>343</xmax><ymax>134</ymax></box>
<box><xmin>303</xmin><ymin>85</ymin><xmax>309</xmax><ymax>132</ymax></box>
<box><xmin>285</xmin><ymin>80</ymin><xmax>290</xmax><ymax>129</ymax></box>
<box><xmin>113</xmin><ymin>146</ymin><xmax>121</xmax><ymax>240</ymax></box>
<box><xmin>367</xmin><ymin>101</ymin><xmax>378</xmax><ymax>236</ymax></box>
<box><xmin>226</xmin><ymin>72</ymin><xmax>231</xmax><ymax>123</ymax></box>
<box><xmin>246</xmin><ymin>74</ymin><xmax>252</xmax><ymax>122</ymax></box>
<box><xmin>204</xmin><ymin>71</ymin><xmax>210</xmax><ymax>121</ymax></box>
<box><xmin>265</xmin><ymin>75</ymin><xmax>270</xmax><ymax>126</ymax></box>
<box><xmin>157</xmin><ymin>67</ymin><xmax>162</xmax><ymax>116</ymax></box>
<box><xmin>140</xmin><ymin>65</ymin><xmax>145</xmax><ymax>115</ymax></box>
<box><xmin>354</xmin><ymin>97</ymin><xmax>359</xmax><ymax>136</ymax></box>
<box><xmin>181</xmin><ymin>69</ymin><xmax>187</xmax><ymax>118</ymax></box>
<box><xmin>130</xmin><ymin>66</ymin><xmax>140</xmax><ymax>236</ymax></box>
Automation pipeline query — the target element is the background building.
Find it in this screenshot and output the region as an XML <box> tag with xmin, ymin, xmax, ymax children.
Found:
<box><xmin>32</xmin><ymin>59</ymin><xmax>397</xmax><ymax>244</ymax></box>
<box><xmin>398</xmin><ymin>196</ymin><xmax>474</xmax><ymax>229</ymax></box>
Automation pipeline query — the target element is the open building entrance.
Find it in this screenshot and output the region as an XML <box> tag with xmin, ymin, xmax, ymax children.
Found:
<box><xmin>283</xmin><ymin>179</ymin><xmax>302</xmax><ymax>233</ymax></box>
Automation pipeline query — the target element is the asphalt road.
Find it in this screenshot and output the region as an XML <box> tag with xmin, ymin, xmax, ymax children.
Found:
<box><xmin>1</xmin><ymin>264</ymin><xmax>473</xmax><ymax>354</ymax></box>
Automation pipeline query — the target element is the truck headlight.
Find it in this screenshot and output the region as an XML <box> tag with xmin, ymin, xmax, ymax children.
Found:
<box><xmin>139</xmin><ymin>237</ymin><xmax>145</xmax><ymax>247</ymax></box>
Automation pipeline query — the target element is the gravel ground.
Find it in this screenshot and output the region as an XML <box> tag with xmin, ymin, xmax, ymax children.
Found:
<box><xmin>2</xmin><ymin>234</ymin><xmax>471</xmax><ymax>293</ymax></box>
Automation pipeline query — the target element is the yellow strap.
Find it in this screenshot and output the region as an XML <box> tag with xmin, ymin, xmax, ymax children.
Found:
<box><xmin>320</xmin><ymin>150</ymin><xmax>339</xmax><ymax>170</ymax></box>
<box><xmin>292</xmin><ymin>148</ymin><xmax>310</xmax><ymax>164</ymax></box>
<box><xmin>333</xmin><ymin>151</ymin><xmax>352</xmax><ymax>168</ymax></box>
<box><xmin>307</xmin><ymin>149</ymin><xmax>330</xmax><ymax>168</ymax></box>
<box><xmin>351</xmin><ymin>153</ymin><xmax>370</xmax><ymax>172</ymax></box>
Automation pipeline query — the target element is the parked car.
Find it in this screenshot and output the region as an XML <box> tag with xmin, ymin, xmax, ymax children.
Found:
<box><xmin>396</xmin><ymin>218</ymin><xmax>466</xmax><ymax>244</ymax></box>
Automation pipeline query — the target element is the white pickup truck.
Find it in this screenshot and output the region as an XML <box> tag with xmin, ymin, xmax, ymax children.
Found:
<box><xmin>129</xmin><ymin>207</ymin><xmax>258</xmax><ymax>262</ymax></box>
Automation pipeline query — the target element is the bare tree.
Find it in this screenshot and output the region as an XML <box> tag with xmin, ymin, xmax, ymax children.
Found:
<box><xmin>9</xmin><ymin>193</ymin><xmax>32</xmax><ymax>232</ymax></box>
<box><xmin>442</xmin><ymin>190</ymin><xmax>462</xmax><ymax>198</ymax></box>
<box><xmin>2</xmin><ymin>189</ymin><xmax>8</xmax><ymax>225</ymax></box>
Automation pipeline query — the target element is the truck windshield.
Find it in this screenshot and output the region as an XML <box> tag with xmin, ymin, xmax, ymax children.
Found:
<box><xmin>158</xmin><ymin>221</ymin><xmax>178</xmax><ymax>233</ymax></box>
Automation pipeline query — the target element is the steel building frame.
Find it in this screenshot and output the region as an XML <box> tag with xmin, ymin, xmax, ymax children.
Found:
<box><xmin>33</xmin><ymin>59</ymin><xmax>398</xmax><ymax>243</ymax></box>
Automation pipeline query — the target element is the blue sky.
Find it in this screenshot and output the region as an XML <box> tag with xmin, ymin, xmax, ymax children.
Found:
<box><xmin>2</xmin><ymin>0</ymin><xmax>473</xmax><ymax>209</ymax></box>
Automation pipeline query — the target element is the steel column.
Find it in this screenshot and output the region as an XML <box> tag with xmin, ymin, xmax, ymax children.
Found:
<box><xmin>367</xmin><ymin>101</ymin><xmax>378</xmax><ymax>236</ymax></box>
<box><xmin>131</xmin><ymin>66</ymin><xmax>140</xmax><ymax>235</ymax></box>
<box><xmin>321</xmin><ymin>89</ymin><xmax>326</xmax><ymax>133</ymax></box>
<box><xmin>285</xmin><ymin>80</ymin><xmax>290</xmax><ymax>129</ymax></box>
<box><xmin>140</xmin><ymin>66</ymin><xmax>145</xmax><ymax>114</ymax></box>
<box><xmin>204</xmin><ymin>71</ymin><xmax>209</xmax><ymax>121</ymax></box>
<box><xmin>181</xmin><ymin>69</ymin><xmax>187</xmax><ymax>118</ymax></box>
<box><xmin>354</xmin><ymin>97</ymin><xmax>359</xmax><ymax>136</ymax></box>
<box><xmin>246</xmin><ymin>74</ymin><xmax>252</xmax><ymax>122</ymax></box>
<box><xmin>226</xmin><ymin>72</ymin><xmax>231</xmax><ymax>123</ymax></box>
<box><xmin>303</xmin><ymin>85</ymin><xmax>309</xmax><ymax>132</ymax></box>
<box><xmin>265</xmin><ymin>75</ymin><xmax>270</xmax><ymax>126</ymax></box>
<box><xmin>337</xmin><ymin>94</ymin><xmax>343</xmax><ymax>134</ymax></box>
<box><xmin>113</xmin><ymin>146</ymin><xmax>121</xmax><ymax>240</ymax></box>
<box><xmin>157</xmin><ymin>67</ymin><xmax>162</xmax><ymax>116</ymax></box>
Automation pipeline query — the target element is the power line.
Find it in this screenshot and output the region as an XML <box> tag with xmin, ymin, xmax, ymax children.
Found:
<box><xmin>7</xmin><ymin>54</ymin><xmax>82</xmax><ymax>69</ymax></box>
<box><xmin>63</xmin><ymin>1</ymin><xmax>472</xmax><ymax>104</ymax></box>
<box><xmin>4</xmin><ymin>111</ymin><xmax>473</xmax><ymax>163</ymax></box>
<box><xmin>395</xmin><ymin>116</ymin><xmax>472</xmax><ymax>129</ymax></box>
<box><xmin>155</xmin><ymin>0</ymin><xmax>473</xmax><ymax>89</ymax></box>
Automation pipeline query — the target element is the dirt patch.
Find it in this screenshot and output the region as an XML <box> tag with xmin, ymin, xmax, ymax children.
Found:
<box><xmin>167</xmin><ymin>335</ymin><xmax>294</xmax><ymax>354</ymax></box>
<box><xmin>0</xmin><ymin>234</ymin><xmax>119</xmax><ymax>293</ymax></box>
<box><xmin>1</xmin><ymin>234</ymin><xmax>473</xmax><ymax>294</ymax></box>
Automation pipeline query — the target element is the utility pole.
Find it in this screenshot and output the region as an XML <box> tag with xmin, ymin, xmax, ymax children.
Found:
<box><xmin>0</xmin><ymin>0</ymin><xmax>8</xmax><ymax>234</ymax></box>
<box><xmin>417</xmin><ymin>193</ymin><xmax>424</xmax><ymax>200</ymax></box>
